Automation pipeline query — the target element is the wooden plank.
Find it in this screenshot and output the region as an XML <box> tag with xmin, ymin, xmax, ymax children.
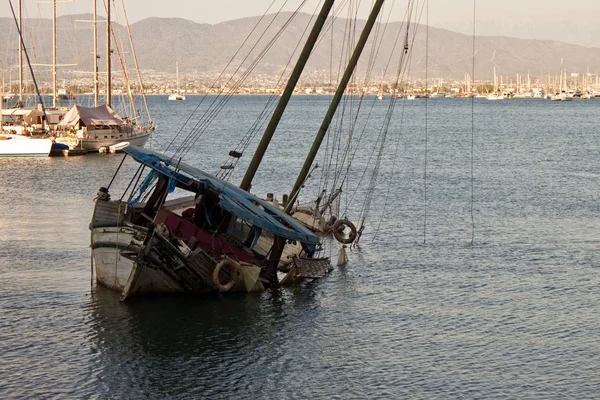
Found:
<box><xmin>92</xmin><ymin>200</ymin><xmax>126</xmax><ymax>223</ymax></box>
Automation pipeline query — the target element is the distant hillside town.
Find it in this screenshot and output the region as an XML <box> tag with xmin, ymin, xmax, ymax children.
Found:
<box><xmin>3</xmin><ymin>12</ymin><xmax>600</xmax><ymax>98</ymax></box>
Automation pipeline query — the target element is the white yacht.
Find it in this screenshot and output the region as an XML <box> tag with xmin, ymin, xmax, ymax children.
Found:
<box><xmin>168</xmin><ymin>62</ymin><xmax>186</xmax><ymax>101</ymax></box>
<box><xmin>0</xmin><ymin>132</ymin><xmax>52</xmax><ymax>157</ymax></box>
<box><xmin>551</xmin><ymin>92</ymin><xmax>573</xmax><ymax>101</ymax></box>
<box><xmin>486</xmin><ymin>93</ymin><xmax>504</xmax><ymax>101</ymax></box>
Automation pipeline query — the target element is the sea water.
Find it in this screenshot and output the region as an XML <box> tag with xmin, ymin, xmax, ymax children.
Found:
<box><xmin>1</xmin><ymin>95</ymin><xmax>599</xmax><ymax>398</ymax></box>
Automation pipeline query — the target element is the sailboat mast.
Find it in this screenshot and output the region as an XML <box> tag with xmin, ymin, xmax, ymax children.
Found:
<box><xmin>93</xmin><ymin>0</ymin><xmax>98</xmax><ymax>107</ymax></box>
<box><xmin>119</xmin><ymin>0</ymin><xmax>152</xmax><ymax>126</ymax></box>
<box><xmin>8</xmin><ymin>0</ymin><xmax>48</xmax><ymax>128</ymax></box>
<box><xmin>560</xmin><ymin>58</ymin><xmax>563</xmax><ymax>92</ymax></box>
<box><xmin>1</xmin><ymin>79</ymin><xmax>3</xmax><ymax>131</ymax></box>
<box><xmin>52</xmin><ymin>0</ymin><xmax>57</xmax><ymax>108</ymax></box>
<box><xmin>286</xmin><ymin>0</ymin><xmax>385</xmax><ymax>212</ymax></box>
<box><xmin>18</xmin><ymin>0</ymin><xmax>23</xmax><ymax>107</ymax></box>
<box><xmin>176</xmin><ymin>62</ymin><xmax>179</xmax><ymax>95</ymax></box>
<box><xmin>106</xmin><ymin>0</ymin><xmax>111</xmax><ymax>107</ymax></box>
<box><xmin>239</xmin><ymin>0</ymin><xmax>335</xmax><ymax>191</ymax></box>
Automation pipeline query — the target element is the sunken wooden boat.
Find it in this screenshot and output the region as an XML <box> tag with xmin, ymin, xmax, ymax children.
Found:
<box><xmin>90</xmin><ymin>145</ymin><xmax>330</xmax><ymax>300</ymax></box>
<box><xmin>89</xmin><ymin>0</ymin><xmax>388</xmax><ymax>300</ymax></box>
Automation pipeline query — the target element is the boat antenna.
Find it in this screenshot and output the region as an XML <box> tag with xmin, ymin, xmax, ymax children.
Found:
<box><xmin>8</xmin><ymin>0</ymin><xmax>50</xmax><ymax>136</ymax></box>
<box><xmin>285</xmin><ymin>0</ymin><xmax>386</xmax><ymax>214</ymax></box>
<box><xmin>239</xmin><ymin>0</ymin><xmax>336</xmax><ymax>191</ymax></box>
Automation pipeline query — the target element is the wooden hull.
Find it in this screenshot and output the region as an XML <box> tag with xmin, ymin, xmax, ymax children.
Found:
<box><xmin>91</xmin><ymin>222</ymin><xmax>190</xmax><ymax>299</ymax></box>
<box><xmin>90</xmin><ymin>196</ymin><xmax>188</xmax><ymax>299</ymax></box>
<box><xmin>91</xmin><ymin>223</ymin><xmax>143</xmax><ymax>291</ymax></box>
<box><xmin>90</xmin><ymin>198</ymin><xmax>264</xmax><ymax>300</ymax></box>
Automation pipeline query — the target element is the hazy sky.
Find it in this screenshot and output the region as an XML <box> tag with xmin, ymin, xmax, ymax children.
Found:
<box><xmin>0</xmin><ymin>0</ymin><xmax>597</xmax><ymax>25</ymax></box>
<box><xmin>2</xmin><ymin>0</ymin><xmax>600</xmax><ymax>46</ymax></box>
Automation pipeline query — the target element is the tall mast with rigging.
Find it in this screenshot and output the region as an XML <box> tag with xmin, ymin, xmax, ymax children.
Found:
<box><xmin>17</xmin><ymin>0</ymin><xmax>23</xmax><ymax>107</ymax></box>
<box><xmin>119</xmin><ymin>0</ymin><xmax>153</xmax><ymax>127</ymax></box>
<box><xmin>52</xmin><ymin>0</ymin><xmax>57</xmax><ymax>107</ymax></box>
<box><xmin>37</xmin><ymin>0</ymin><xmax>76</xmax><ymax>108</ymax></box>
<box><xmin>106</xmin><ymin>0</ymin><xmax>111</xmax><ymax>107</ymax></box>
<box><xmin>176</xmin><ymin>62</ymin><xmax>180</xmax><ymax>95</ymax></box>
<box><xmin>93</xmin><ymin>0</ymin><xmax>98</xmax><ymax>106</ymax></box>
<box><xmin>239</xmin><ymin>0</ymin><xmax>336</xmax><ymax>192</ymax></box>
<box><xmin>286</xmin><ymin>0</ymin><xmax>386</xmax><ymax>212</ymax></box>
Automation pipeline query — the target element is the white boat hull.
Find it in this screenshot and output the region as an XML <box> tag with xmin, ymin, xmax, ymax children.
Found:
<box><xmin>92</xmin><ymin>225</ymin><xmax>142</xmax><ymax>290</ymax></box>
<box><xmin>0</xmin><ymin>134</ymin><xmax>52</xmax><ymax>157</ymax></box>
<box><xmin>56</xmin><ymin>130</ymin><xmax>151</xmax><ymax>152</ymax></box>
<box><xmin>91</xmin><ymin>223</ymin><xmax>185</xmax><ymax>297</ymax></box>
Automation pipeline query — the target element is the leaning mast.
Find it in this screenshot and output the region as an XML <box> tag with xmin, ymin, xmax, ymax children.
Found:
<box><xmin>286</xmin><ymin>0</ymin><xmax>386</xmax><ymax>212</ymax></box>
<box><xmin>239</xmin><ymin>0</ymin><xmax>336</xmax><ymax>192</ymax></box>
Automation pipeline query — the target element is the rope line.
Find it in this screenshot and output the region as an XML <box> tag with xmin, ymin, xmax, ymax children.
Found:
<box><xmin>423</xmin><ymin>0</ymin><xmax>429</xmax><ymax>244</ymax></box>
<box><xmin>470</xmin><ymin>0</ymin><xmax>476</xmax><ymax>245</ymax></box>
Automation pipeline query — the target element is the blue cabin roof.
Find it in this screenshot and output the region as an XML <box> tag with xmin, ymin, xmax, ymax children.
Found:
<box><xmin>124</xmin><ymin>145</ymin><xmax>320</xmax><ymax>245</ymax></box>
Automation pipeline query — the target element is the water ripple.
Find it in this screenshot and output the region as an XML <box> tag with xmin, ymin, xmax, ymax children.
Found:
<box><xmin>2</xmin><ymin>97</ymin><xmax>600</xmax><ymax>398</ymax></box>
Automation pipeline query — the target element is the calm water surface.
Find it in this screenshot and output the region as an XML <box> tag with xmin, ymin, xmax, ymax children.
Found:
<box><xmin>1</xmin><ymin>96</ymin><xmax>599</xmax><ymax>398</ymax></box>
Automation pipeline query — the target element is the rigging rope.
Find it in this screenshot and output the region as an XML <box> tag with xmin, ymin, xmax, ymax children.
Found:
<box><xmin>108</xmin><ymin>1</ymin><xmax>136</xmax><ymax>120</ymax></box>
<box><xmin>471</xmin><ymin>0</ymin><xmax>477</xmax><ymax>245</ymax></box>
<box><xmin>215</xmin><ymin>0</ymin><xmax>359</xmax><ymax>187</ymax></box>
<box><xmin>423</xmin><ymin>0</ymin><xmax>429</xmax><ymax>244</ymax></box>
<box><xmin>216</xmin><ymin>1</ymin><xmax>325</xmax><ymax>181</ymax></box>
<box><xmin>373</xmin><ymin>0</ymin><xmax>428</xmax><ymax>239</ymax></box>
<box><xmin>344</xmin><ymin>3</ymin><xmax>410</xmax><ymax>215</ymax></box>
<box><xmin>167</xmin><ymin>1</ymin><xmax>306</xmax><ymax>159</ymax></box>
<box><xmin>360</xmin><ymin>1</ymin><xmax>429</xmax><ymax>242</ymax></box>
<box><xmin>162</xmin><ymin>0</ymin><xmax>284</xmax><ymax>153</ymax></box>
<box><xmin>314</xmin><ymin>0</ymin><xmax>397</xmax><ymax>218</ymax></box>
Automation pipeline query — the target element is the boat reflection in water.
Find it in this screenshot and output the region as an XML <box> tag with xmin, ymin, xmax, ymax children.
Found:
<box><xmin>85</xmin><ymin>284</ymin><xmax>323</xmax><ymax>397</ymax></box>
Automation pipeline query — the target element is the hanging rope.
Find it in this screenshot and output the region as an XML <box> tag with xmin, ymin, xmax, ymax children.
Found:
<box><xmin>372</xmin><ymin>1</ymin><xmax>428</xmax><ymax>240</ymax></box>
<box><xmin>355</xmin><ymin>1</ymin><xmax>428</xmax><ymax>242</ymax></box>
<box><xmin>167</xmin><ymin>1</ymin><xmax>309</xmax><ymax>160</ymax></box>
<box><xmin>316</xmin><ymin>0</ymin><xmax>398</xmax><ymax>214</ymax></box>
<box><xmin>471</xmin><ymin>0</ymin><xmax>477</xmax><ymax>245</ymax></box>
<box><xmin>161</xmin><ymin>0</ymin><xmax>287</xmax><ymax>153</ymax></box>
<box><xmin>345</xmin><ymin>1</ymin><xmax>412</xmax><ymax>215</ymax></box>
<box><xmin>423</xmin><ymin>0</ymin><xmax>429</xmax><ymax>244</ymax></box>
<box><xmin>216</xmin><ymin>1</ymin><xmax>325</xmax><ymax>181</ymax></box>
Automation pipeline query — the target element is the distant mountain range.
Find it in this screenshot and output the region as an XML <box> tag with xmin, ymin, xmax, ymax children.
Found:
<box><xmin>1</xmin><ymin>12</ymin><xmax>600</xmax><ymax>83</ymax></box>
<box><xmin>432</xmin><ymin>8</ymin><xmax>600</xmax><ymax>50</ymax></box>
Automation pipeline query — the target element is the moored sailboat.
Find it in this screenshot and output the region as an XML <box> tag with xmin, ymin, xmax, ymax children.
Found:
<box><xmin>55</xmin><ymin>0</ymin><xmax>154</xmax><ymax>152</ymax></box>
<box><xmin>168</xmin><ymin>62</ymin><xmax>186</xmax><ymax>101</ymax></box>
<box><xmin>0</xmin><ymin>133</ymin><xmax>52</xmax><ymax>157</ymax></box>
<box><xmin>0</xmin><ymin>0</ymin><xmax>53</xmax><ymax>157</ymax></box>
<box><xmin>55</xmin><ymin>104</ymin><xmax>150</xmax><ymax>151</ymax></box>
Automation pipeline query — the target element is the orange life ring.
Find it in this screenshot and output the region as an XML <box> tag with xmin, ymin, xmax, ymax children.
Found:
<box><xmin>212</xmin><ymin>258</ymin><xmax>239</xmax><ymax>292</ymax></box>
<box><xmin>332</xmin><ymin>219</ymin><xmax>357</xmax><ymax>244</ymax></box>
